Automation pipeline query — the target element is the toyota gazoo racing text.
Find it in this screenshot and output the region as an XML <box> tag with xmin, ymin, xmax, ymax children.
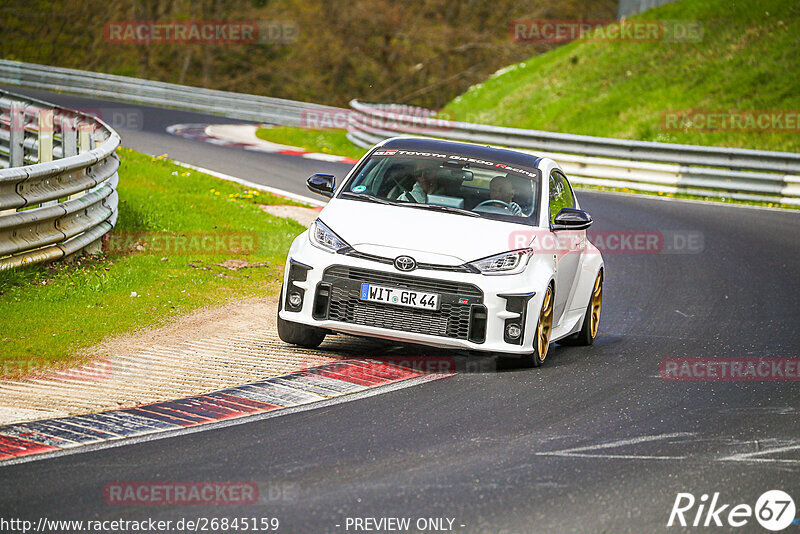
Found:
<box><xmin>278</xmin><ymin>138</ymin><xmax>604</xmax><ymax>366</ymax></box>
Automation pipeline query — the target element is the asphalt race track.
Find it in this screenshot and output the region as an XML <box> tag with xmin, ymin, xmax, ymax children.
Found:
<box><xmin>0</xmin><ymin>86</ymin><xmax>352</xmax><ymax>199</ymax></box>
<box><xmin>2</xmin><ymin>87</ymin><xmax>799</xmax><ymax>533</ymax></box>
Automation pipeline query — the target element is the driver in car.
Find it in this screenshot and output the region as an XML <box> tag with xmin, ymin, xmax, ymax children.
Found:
<box><xmin>398</xmin><ymin>163</ymin><xmax>441</xmax><ymax>203</ymax></box>
<box><xmin>489</xmin><ymin>175</ymin><xmax>524</xmax><ymax>215</ymax></box>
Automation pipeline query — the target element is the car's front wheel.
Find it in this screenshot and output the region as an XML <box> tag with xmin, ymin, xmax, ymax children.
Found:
<box><xmin>277</xmin><ymin>285</ymin><xmax>326</xmax><ymax>349</ymax></box>
<box><xmin>519</xmin><ymin>285</ymin><xmax>554</xmax><ymax>367</ymax></box>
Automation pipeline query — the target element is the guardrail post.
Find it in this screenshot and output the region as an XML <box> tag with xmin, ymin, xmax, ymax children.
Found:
<box><xmin>62</xmin><ymin>117</ymin><xmax>77</xmax><ymax>158</ymax></box>
<box><xmin>62</xmin><ymin>116</ymin><xmax>83</xmax><ymax>201</ymax></box>
<box><xmin>38</xmin><ymin>109</ymin><xmax>56</xmax><ymax>207</ymax></box>
<box><xmin>9</xmin><ymin>102</ymin><xmax>25</xmax><ymax>168</ymax></box>
<box><xmin>79</xmin><ymin>123</ymin><xmax>93</xmax><ymax>154</ymax></box>
<box><xmin>0</xmin><ymin>103</ymin><xmax>25</xmax><ymax>215</ymax></box>
<box><xmin>38</xmin><ymin>109</ymin><xmax>53</xmax><ymax>164</ymax></box>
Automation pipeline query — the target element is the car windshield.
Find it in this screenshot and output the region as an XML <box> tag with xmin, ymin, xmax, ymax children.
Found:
<box><xmin>339</xmin><ymin>148</ymin><xmax>541</xmax><ymax>224</ymax></box>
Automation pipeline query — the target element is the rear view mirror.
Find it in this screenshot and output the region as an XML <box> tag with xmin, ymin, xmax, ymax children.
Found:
<box><xmin>307</xmin><ymin>173</ymin><xmax>335</xmax><ymax>197</ymax></box>
<box><xmin>442</xmin><ymin>161</ymin><xmax>473</xmax><ymax>181</ymax></box>
<box><xmin>552</xmin><ymin>208</ymin><xmax>592</xmax><ymax>230</ymax></box>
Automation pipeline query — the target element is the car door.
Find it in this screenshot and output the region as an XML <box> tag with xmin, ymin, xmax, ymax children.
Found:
<box><xmin>548</xmin><ymin>169</ymin><xmax>582</xmax><ymax>323</ymax></box>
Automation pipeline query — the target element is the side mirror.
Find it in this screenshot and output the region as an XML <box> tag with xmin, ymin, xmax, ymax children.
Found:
<box><xmin>552</xmin><ymin>208</ymin><xmax>593</xmax><ymax>231</ymax></box>
<box><xmin>307</xmin><ymin>173</ymin><xmax>335</xmax><ymax>197</ymax></box>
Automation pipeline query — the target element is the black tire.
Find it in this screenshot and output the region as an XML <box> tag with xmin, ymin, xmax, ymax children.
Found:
<box><xmin>277</xmin><ymin>285</ymin><xmax>326</xmax><ymax>349</ymax></box>
<box><xmin>559</xmin><ymin>270</ymin><xmax>602</xmax><ymax>347</ymax></box>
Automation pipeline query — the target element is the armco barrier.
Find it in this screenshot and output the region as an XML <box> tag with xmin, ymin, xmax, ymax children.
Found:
<box><xmin>0</xmin><ymin>59</ymin><xmax>345</xmax><ymax>127</ymax></box>
<box><xmin>0</xmin><ymin>89</ymin><xmax>120</xmax><ymax>270</ymax></box>
<box><xmin>2</xmin><ymin>60</ymin><xmax>797</xmax><ymax>206</ymax></box>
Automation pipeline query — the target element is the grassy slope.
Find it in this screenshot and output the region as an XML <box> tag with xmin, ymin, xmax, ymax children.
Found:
<box><xmin>0</xmin><ymin>149</ymin><xmax>306</xmax><ymax>376</ymax></box>
<box><xmin>443</xmin><ymin>0</ymin><xmax>800</xmax><ymax>152</ymax></box>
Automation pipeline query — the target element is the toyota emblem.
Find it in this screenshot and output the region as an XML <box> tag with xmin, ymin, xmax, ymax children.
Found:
<box><xmin>394</xmin><ymin>255</ymin><xmax>417</xmax><ymax>272</ymax></box>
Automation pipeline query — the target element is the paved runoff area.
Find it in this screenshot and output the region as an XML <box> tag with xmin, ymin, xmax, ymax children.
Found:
<box><xmin>0</xmin><ymin>296</ymin><xmax>453</xmax><ymax>463</ymax></box>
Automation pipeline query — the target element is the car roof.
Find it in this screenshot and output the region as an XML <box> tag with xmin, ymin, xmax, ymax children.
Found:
<box><xmin>381</xmin><ymin>137</ymin><xmax>543</xmax><ymax>171</ymax></box>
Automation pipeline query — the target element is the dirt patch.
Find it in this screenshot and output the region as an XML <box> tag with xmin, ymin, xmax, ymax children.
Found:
<box><xmin>212</xmin><ymin>259</ymin><xmax>271</xmax><ymax>271</ymax></box>
<box><xmin>89</xmin><ymin>296</ymin><xmax>276</xmax><ymax>352</ymax></box>
<box><xmin>259</xmin><ymin>204</ymin><xmax>319</xmax><ymax>227</ymax></box>
<box><xmin>0</xmin><ymin>294</ymin><xmax>395</xmax><ymax>425</ymax></box>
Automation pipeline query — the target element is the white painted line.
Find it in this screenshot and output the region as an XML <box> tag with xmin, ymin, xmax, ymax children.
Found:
<box><xmin>303</xmin><ymin>152</ymin><xmax>351</xmax><ymax>162</ymax></box>
<box><xmin>167</xmin><ymin>159</ymin><xmax>327</xmax><ymax>207</ymax></box>
<box><xmin>538</xmin><ymin>452</ymin><xmax>686</xmax><ymax>460</ymax></box>
<box><xmin>535</xmin><ymin>432</ymin><xmax>695</xmax><ymax>461</ymax></box>
<box><xmin>718</xmin><ymin>443</ymin><xmax>800</xmax><ymax>464</ymax></box>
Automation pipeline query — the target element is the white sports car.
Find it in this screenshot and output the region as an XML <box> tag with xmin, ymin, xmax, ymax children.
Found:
<box><xmin>278</xmin><ymin>138</ymin><xmax>603</xmax><ymax>366</ymax></box>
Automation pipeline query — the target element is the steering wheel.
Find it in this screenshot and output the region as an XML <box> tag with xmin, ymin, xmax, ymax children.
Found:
<box><xmin>475</xmin><ymin>199</ymin><xmax>512</xmax><ymax>210</ymax></box>
<box><xmin>398</xmin><ymin>187</ymin><xmax>418</xmax><ymax>203</ymax></box>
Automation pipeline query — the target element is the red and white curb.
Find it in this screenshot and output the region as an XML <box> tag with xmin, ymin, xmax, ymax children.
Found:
<box><xmin>0</xmin><ymin>360</ymin><xmax>450</xmax><ymax>466</ymax></box>
<box><xmin>166</xmin><ymin>123</ymin><xmax>359</xmax><ymax>164</ymax></box>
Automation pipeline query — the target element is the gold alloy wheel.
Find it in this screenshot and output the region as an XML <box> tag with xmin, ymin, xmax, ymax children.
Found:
<box><xmin>537</xmin><ymin>287</ymin><xmax>554</xmax><ymax>361</ymax></box>
<box><xmin>589</xmin><ymin>272</ymin><xmax>603</xmax><ymax>339</ymax></box>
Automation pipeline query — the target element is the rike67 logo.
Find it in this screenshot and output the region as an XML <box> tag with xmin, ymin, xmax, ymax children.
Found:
<box><xmin>668</xmin><ymin>490</ymin><xmax>796</xmax><ymax>531</ymax></box>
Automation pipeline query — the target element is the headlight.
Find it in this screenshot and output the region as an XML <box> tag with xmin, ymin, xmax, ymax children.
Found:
<box><xmin>468</xmin><ymin>248</ymin><xmax>532</xmax><ymax>275</ymax></box>
<box><xmin>309</xmin><ymin>219</ymin><xmax>349</xmax><ymax>253</ymax></box>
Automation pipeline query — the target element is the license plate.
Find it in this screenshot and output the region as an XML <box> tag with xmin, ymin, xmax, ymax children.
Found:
<box><xmin>359</xmin><ymin>283</ymin><xmax>440</xmax><ymax>311</ymax></box>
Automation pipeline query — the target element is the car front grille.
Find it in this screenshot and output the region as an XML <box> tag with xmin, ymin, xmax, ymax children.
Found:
<box><xmin>318</xmin><ymin>265</ymin><xmax>485</xmax><ymax>342</ymax></box>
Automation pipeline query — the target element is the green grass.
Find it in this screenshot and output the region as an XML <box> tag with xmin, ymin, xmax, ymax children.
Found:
<box><xmin>0</xmin><ymin>148</ymin><xmax>307</xmax><ymax>377</ymax></box>
<box><xmin>255</xmin><ymin>126</ymin><xmax>367</xmax><ymax>161</ymax></box>
<box><xmin>444</xmin><ymin>0</ymin><xmax>800</xmax><ymax>152</ymax></box>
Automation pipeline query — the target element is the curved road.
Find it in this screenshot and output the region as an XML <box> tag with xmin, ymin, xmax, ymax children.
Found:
<box><xmin>2</xmin><ymin>87</ymin><xmax>799</xmax><ymax>533</ymax></box>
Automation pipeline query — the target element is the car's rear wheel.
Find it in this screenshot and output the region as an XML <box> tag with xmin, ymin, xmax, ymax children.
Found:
<box><xmin>560</xmin><ymin>270</ymin><xmax>602</xmax><ymax>346</ymax></box>
<box><xmin>277</xmin><ymin>285</ymin><xmax>326</xmax><ymax>349</ymax></box>
<box><xmin>519</xmin><ymin>285</ymin><xmax>554</xmax><ymax>367</ymax></box>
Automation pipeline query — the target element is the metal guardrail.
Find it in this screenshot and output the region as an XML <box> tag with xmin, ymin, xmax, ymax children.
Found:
<box><xmin>2</xmin><ymin>60</ymin><xmax>797</xmax><ymax>206</ymax></box>
<box><xmin>347</xmin><ymin>101</ymin><xmax>800</xmax><ymax>206</ymax></box>
<box><xmin>0</xmin><ymin>89</ymin><xmax>120</xmax><ymax>270</ymax></box>
<box><xmin>0</xmin><ymin>59</ymin><xmax>345</xmax><ymax>127</ymax></box>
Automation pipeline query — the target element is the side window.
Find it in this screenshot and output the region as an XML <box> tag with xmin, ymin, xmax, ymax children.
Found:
<box><xmin>548</xmin><ymin>170</ymin><xmax>575</xmax><ymax>223</ymax></box>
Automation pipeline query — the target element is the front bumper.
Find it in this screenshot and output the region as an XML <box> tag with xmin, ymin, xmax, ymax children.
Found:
<box><xmin>279</xmin><ymin>234</ymin><xmax>546</xmax><ymax>355</ymax></box>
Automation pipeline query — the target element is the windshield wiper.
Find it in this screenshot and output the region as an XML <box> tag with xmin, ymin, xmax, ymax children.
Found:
<box><xmin>340</xmin><ymin>191</ymin><xmax>395</xmax><ymax>205</ymax></box>
<box><xmin>406</xmin><ymin>203</ymin><xmax>480</xmax><ymax>218</ymax></box>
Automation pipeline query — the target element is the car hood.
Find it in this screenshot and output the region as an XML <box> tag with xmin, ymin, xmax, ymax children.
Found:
<box><xmin>318</xmin><ymin>198</ymin><xmax>538</xmax><ymax>265</ymax></box>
